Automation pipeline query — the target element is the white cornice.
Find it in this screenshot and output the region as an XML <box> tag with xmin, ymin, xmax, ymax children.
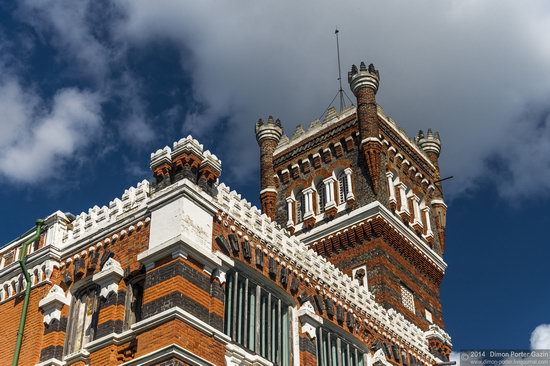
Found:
<box><xmin>298</xmin><ymin>201</ymin><xmax>446</xmax><ymax>272</ymax></box>
<box><xmin>148</xmin><ymin>178</ymin><xmax>217</xmax><ymax>215</ymax></box>
<box><xmin>131</xmin><ymin>306</ymin><xmax>230</xmax><ymax>343</ymax></box>
<box><xmin>121</xmin><ymin>344</ymin><xmax>215</xmax><ymax>366</ymax></box>
<box><xmin>215</xmin><ymin>183</ymin><xmax>448</xmax><ymax>359</ymax></box>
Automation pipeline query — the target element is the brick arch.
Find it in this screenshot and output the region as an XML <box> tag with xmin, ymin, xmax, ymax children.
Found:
<box><xmin>286</xmin><ymin>177</ymin><xmax>312</xmax><ymax>197</ymax></box>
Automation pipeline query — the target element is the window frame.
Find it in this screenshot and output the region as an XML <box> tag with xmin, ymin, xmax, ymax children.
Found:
<box><xmin>337</xmin><ymin>172</ymin><xmax>349</xmax><ymax>205</ymax></box>
<box><xmin>224</xmin><ymin>268</ymin><xmax>294</xmax><ymax>366</ymax></box>
<box><xmin>64</xmin><ymin>284</ymin><xmax>100</xmax><ymax>355</ymax></box>
<box><xmin>316</xmin><ymin>327</ymin><xmax>366</xmax><ymax>366</ymax></box>
<box><xmin>123</xmin><ymin>275</ymin><xmax>145</xmax><ymax>331</ymax></box>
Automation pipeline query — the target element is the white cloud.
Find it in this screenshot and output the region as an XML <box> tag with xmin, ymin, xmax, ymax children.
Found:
<box><xmin>450</xmin><ymin>351</ymin><xmax>461</xmax><ymax>366</ymax></box>
<box><xmin>111</xmin><ymin>0</ymin><xmax>550</xmax><ymax>197</ymax></box>
<box><xmin>18</xmin><ymin>0</ymin><xmax>110</xmax><ymax>81</ymax></box>
<box><xmin>0</xmin><ymin>77</ymin><xmax>102</xmax><ymax>183</ymax></box>
<box><xmin>531</xmin><ymin>324</ymin><xmax>550</xmax><ymax>349</ymax></box>
<box><xmin>11</xmin><ymin>0</ymin><xmax>550</xmax><ymax>199</ymax></box>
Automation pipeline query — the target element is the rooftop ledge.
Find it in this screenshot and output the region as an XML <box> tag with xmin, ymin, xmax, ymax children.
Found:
<box><xmin>297</xmin><ymin>201</ymin><xmax>447</xmax><ymax>272</ymax></box>
<box><xmin>273</xmin><ymin>105</ymin><xmax>436</xmax><ymax>172</ymax></box>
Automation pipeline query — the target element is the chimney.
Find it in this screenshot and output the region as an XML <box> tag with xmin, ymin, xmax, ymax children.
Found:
<box><xmin>348</xmin><ymin>62</ymin><xmax>382</xmax><ymax>194</ymax></box>
<box><xmin>255</xmin><ymin>116</ymin><xmax>283</xmax><ymax>220</ymax></box>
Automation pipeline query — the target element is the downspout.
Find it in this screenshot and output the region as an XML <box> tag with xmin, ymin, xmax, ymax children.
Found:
<box><xmin>11</xmin><ymin>219</ymin><xmax>44</xmax><ymax>366</ymax></box>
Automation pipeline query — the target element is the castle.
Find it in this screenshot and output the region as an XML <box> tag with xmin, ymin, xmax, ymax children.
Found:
<box><xmin>0</xmin><ymin>62</ymin><xmax>452</xmax><ymax>366</ymax></box>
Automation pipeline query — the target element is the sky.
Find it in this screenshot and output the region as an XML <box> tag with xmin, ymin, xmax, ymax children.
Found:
<box><xmin>1</xmin><ymin>0</ymin><xmax>549</xmax><ymax>351</ymax></box>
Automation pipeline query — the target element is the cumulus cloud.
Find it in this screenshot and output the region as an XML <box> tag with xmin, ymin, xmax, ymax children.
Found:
<box><xmin>0</xmin><ymin>77</ymin><xmax>102</xmax><ymax>182</ymax></box>
<box><xmin>9</xmin><ymin>0</ymin><xmax>550</xmax><ymax>199</ymax></box>
<box><xmin>531</xmin><ymin>324</ymin><xmax>550</xmax><ymax>349</ymax></box>
<box><xmin>111</xmin><ymin>0</ymin><xmax>550</xmax><ymax>198</ymax></box>
<box><xmin>18</xmin><ymin>0</ymin><xmax>110</xmax><ymax>81</ymax></box>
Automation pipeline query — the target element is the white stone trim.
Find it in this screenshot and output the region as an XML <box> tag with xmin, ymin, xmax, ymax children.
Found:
<box><xmin>422</xmin><ymin>206</ymin><xmax>434</xmax><ymax>239</ymax></box>
<box><xmin>92</xmin><ymin>258</ymin><xmax>123</xmax><ymax>299</ymax></box>
<box><xmin>396</xmin><ymin>182</ymin><xmax>410</xmax><ymax>215</ymax></box>
<box><xmin>411</xmin><ymin>195</ymin><xmax>423</xmax><ymax>228</ymax></box>
<box><xmin>430</xmin><ymin>199</ymin><xmax>447</xmax><ymax>208</ymax></box>
<box><xmin>297</xmin><ymin>301</ymin><xmax>323</xmax><ymax>339</ymax></box>
<box><xmin>360</xmin><ymin>137</ymin><xmax>382</xmax><ymax>146</ymax></box>
<box><xmin>216</xmin><ymin>183</ymin><xmax>447</xmax><ymax>359</ymax></box>
<box><xmin>38</xmin><ymin>285</ymin><xmax>70</xmax><ymax>325</ymax></box>
<box><xmin>35</xmin><ymin>358</ymin><xmax>66</xmax><ymax>366</ymax></box>
<box><xmin>286</xmin><ymin>197</ymin><xmax>295</xmax><ymax>227</ymax></box>
<box><xmin>121</xmin><ymin>344</ymin><xmax>215</xmax><ymax>366</ymax></box>
<box><xmin>302</xmin><ymin>187</ymin><xmax>315</xmax><ymax>218</ymax></box>
<box><xmin>131</xmin><ymin>306</ymin><xmax>231</xmax><ymax>343</ymax></box>
<box><xmin>259</xmin><ymin>188</ymin><xmax>278</xmax><ymax>195</ymax></box>
<box><xmin>323</xmin><ymin>177</ymin><xmax>337</xmax><ymax>209</ymax></box>
<box><xmin>386</xmin><ymin>172</ymin><xmax>397</xmax><ymax>205</ymax></box>
<box><xmin>225</xmin><ymin>343</ymin><xmax>273</xmax><ymax>366</ymax></box>
<box><xmin>298</xmin><ymin>201</ymin><xmax>446</xmax><ymax>270</ymax></box>
<box><xmin>371</xmin><ymin>348</ymin><xmax>393</xmax><ymax>366</ymax></box>
<box><xmin>344</xmin><ymin>168</ymin><xmax>355</xmax><ymax>201</ymax></box>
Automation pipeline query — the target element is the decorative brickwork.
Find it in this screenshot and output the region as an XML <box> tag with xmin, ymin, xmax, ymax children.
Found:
<box><xmin>0</xmin><ymin>62</ymin><xmax>451</xmax><ymax>365</ymax></box>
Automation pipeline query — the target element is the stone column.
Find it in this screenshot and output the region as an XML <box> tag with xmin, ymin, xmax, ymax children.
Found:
<box><xmin>386</xmin><ymin>172</ymin><xmax>397</xmax><ymax>208</ymax></box>
<box><xmin>396</xmin><ymin>182</ymin><xmax>411</xmax><ymax>222</ymax></box>
<box><xmin>323</xmin><ymin>177</ymin><xmax>337</xmax><ymax>219</ymax></box>
<box><xmin>423</xmin><ymin>206</ymin><xmax>434</xmax><ymax>242</ymax></box>
<box><xmin>286</xmin><ymin>197</ymin><xmax>295</xmax><ymax>227</ymax></box>
<box><xmin>344</xmin><ymin>168</ymin><xmax>354</xmax><ymax>201</ymax></box>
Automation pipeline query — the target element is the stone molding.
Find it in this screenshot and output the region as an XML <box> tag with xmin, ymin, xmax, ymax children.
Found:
<box><xmin>38</xmin><ymin>284</ymin><xmax>70</xmax><ymax>325</ymax></box>
<box><xmin>297</xmin><ymin>301</ymin><xmax>323</xmax><ymax>339</ymax></box>
<box><xmin>92</xmin><ymin>258</ymin><xmax>123</xmax><ymax>299</ymax></box>
<box><xmin>216</xmin><ymin>182</ymin><xmax>446</xmax><ymax>360</ymax></box>
<box><xmin>225</xmin><ymin>343</ymin><xmax>273</xmax><ymax>366</ymax></box>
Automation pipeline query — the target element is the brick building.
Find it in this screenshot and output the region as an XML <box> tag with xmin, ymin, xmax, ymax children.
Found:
<box><xmin>0</xmin><ymin>62</ymin><xmax>452</xmax><ymax>366</ymax></box>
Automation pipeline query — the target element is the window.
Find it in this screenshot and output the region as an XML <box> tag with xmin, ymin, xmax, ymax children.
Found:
<box><xmin>316</xmin><ymin>328</ymin><xmax>365</xmax><ymax>366</ymax></box>
<box><xmin>224</xmin><ymin>271</ymin><xmax>292</xmax><ymax>366</ymax></box>
<box><xmin>65</xmin><ymin>286</ymin><xmax>100</xmax><ymax>354</ymax></box>
<box><xmin>124</xmin><ymin>277</ymin><xmax>144</xmax><ymax>330</ymax></box>
<box><xmin>351</xmin><ymin>266</ymin><xmax>367</xmax><ymax>288</ymax></box>
<box><xmin>425</xmin><ymin>309</ymin><xmax>433</xmax><ymax>323</ymax></box>
<box><xmin>316</xmin><ymin>182</ymin><xmax>326</xmax><ymax>213</ymax></box>
<box><xmin>337</xmin><ymin>172</ymin><xmax>349</xmax><ymax>204</ymax></box>
<box><xmin>296</xmin><ymin>191</ymin><xmax>306</xmax><ymax>223</ymax></box>
<box><xmin>400</xmin><ymin>284</ymin><xmax>415</xmax><ymax>314</ymax></box>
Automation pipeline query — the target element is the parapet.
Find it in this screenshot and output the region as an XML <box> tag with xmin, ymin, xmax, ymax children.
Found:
<box><xmin>150</xmin><ymin>135</ymin><xmax>222</xmax><ymax>194</ymax></box>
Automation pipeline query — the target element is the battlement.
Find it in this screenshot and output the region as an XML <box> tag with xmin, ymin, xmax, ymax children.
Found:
<box><xmin>150</xmin><ymin>135</ymin><xmax>222</xmax><ymax>194</ymax></box>
<box><xmin>216</xmin><ymin>182</ymin><xmax>450</xmax><ymax>358</ymax></box>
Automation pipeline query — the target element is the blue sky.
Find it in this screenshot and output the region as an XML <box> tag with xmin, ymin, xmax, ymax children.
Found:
<box><xmin>1</xmin><ymin>0</ymin><xmax>550</xmax><ymax>351</ymax></box>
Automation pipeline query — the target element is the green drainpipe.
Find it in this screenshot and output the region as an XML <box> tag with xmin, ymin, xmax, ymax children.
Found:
<box><xmin>12</xmin><ymin>219</ymin><xmax>44</xmax><ymax>366</ymax></box>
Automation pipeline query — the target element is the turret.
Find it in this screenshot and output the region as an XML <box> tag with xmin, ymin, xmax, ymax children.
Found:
<box><xmin>416</xmin><ymin>129</ymin><xmax>442</xmax><ymax>167</ymax></box>
<box><xmin>255</xmin><ymin>116</ymin><xmax>283</xmax><ymax>220</ymax></box>
<box><xmin>348</xmin><ymin>62</ymin><xmax>382</xmax><ymax>194</ymax></box>
<box><xmin>416</xmin><ymin>129</ymin><xmax>447</xmax><ymax>254</ymax></box>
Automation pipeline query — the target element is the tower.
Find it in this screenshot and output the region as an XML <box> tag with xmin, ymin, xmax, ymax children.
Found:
<box><xmin>349</xmin><ymin>62</ymin><xmax>382</xmax><ymax>195</ymax></box>
<box><xmin>256</xmin><ymin>61</ymin><xmax>451</xmax><ymax>360</ymax></box>
<box><xmin>255</xmin><ymin>115</ymin><xmax>283</xmax><ymax>220</ymax></box>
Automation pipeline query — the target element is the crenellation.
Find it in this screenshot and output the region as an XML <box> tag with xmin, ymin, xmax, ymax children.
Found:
<box><xmin>215</xmin><ymin>180</ymin><xmax>448</xmax><ymax>357</ymax></box>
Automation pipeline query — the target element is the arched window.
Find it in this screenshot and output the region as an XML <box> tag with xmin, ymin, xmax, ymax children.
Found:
<box><xmin>65</xmin><ymin>286</ymin><xmax>100</xmax><ymax>355</ymax></box>
<box><xmin>295</xmin><ymin>190</ymin><xmax>306</xmax><ymax>223</ymax></box>
<box><xmin>338</xmin><ymin>172</ymin><xmax>349</xmax><ymax>204</ymax></box>
<box><xmin>124</xmin><ymin>276</ymin><xmax>145</xmax><ymax>330</ymax></box>
<box><xmin>316</xmin><ymin>181</ymin><xmax>326</xmax><ymax>213</ymax></box>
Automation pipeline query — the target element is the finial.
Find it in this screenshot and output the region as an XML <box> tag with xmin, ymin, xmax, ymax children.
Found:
<box><xmin>360</xmin><ymin>62</ymin><xmax>367</xmax><ymax>71</ymax></box>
